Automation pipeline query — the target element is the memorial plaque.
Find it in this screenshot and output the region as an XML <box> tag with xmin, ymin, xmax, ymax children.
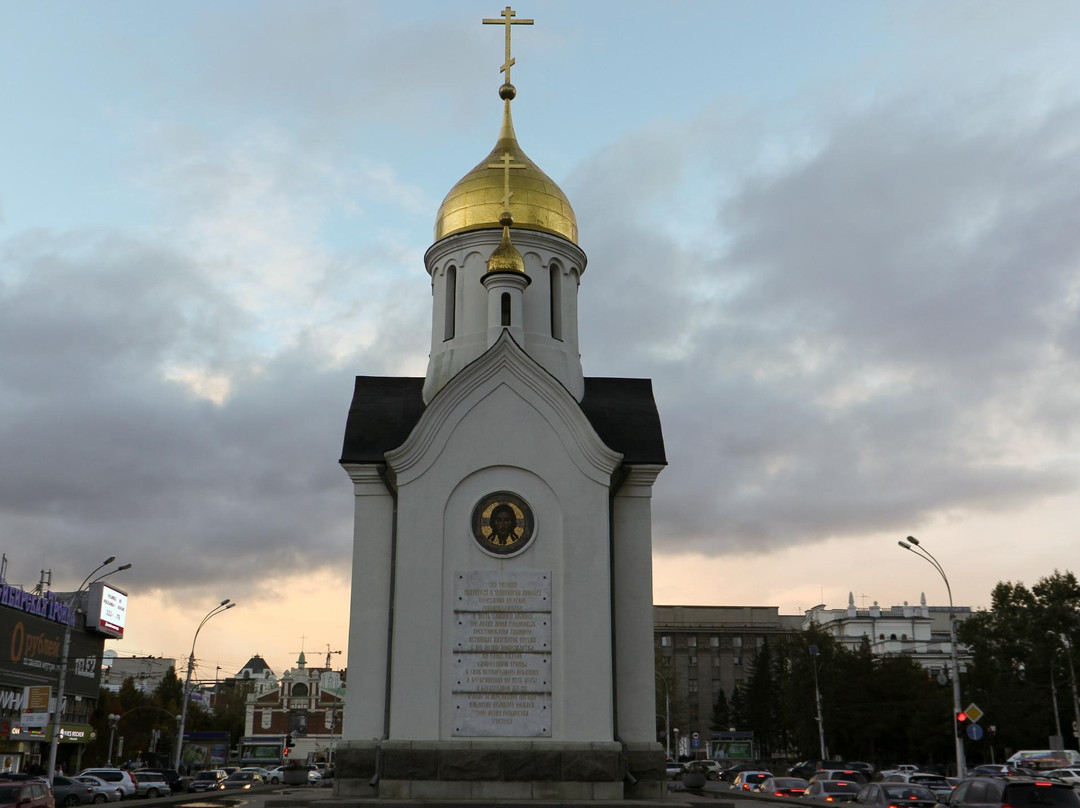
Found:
<box><xmin>452</xmin><ymin>693</ymin><xmax>551</xmax><ymax>736</ymax></box>
<box><xmin>455</xmin><ymin>570</ymin><xmax>550</xmax><ymax>612</ymax></box>
<box><xmin>453</xmin><ymin>652</ymin><xmax>550</xmax><ymax>692</ymax></box>
<box><xmin>454</xmin><ymin>612</ymin><xmax>551</xmax><ymax>652</ymax></box>
<box><xmin>452</xmin><ymin>570</ymin><xmax>553</xmax><ymax>736</ymax></box>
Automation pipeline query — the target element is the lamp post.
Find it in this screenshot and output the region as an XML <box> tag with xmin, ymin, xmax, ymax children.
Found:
<box><xmin>899</xmin><ymin>536</ymin><xmax>965</xmax><ymax>778</ymax></box>
<box><xmin>172</xmin><ymin>599</ymin><xmax>236</xmax><ymax>771</ymax></box>
<box><xmin>1053</xmin><ymin>633</ymin><xmax>1080</xmax><ymax>749</ymax></box>
<box><xmin>655</xmin><ymin>671</ymin><xmax>671</xmax><ymax>759</ymax></box>
<box><xmin>810</xmin><ymin>644</ymin><xmax>828</xmax><ymax>759</ymax></box>
<box><xmin>47</xmin><ymin>557</ymin><xmax>130</xmax><ymax>783</ymax></box>
<box><xmin>107</xmin><ymin>714</ymin><xmax>121</xmax><ymax>765</ymax></box>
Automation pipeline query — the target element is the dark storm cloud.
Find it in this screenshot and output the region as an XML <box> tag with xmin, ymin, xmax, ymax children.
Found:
<box><xmin>572</xmin><ymin>93</ymin><xmax>1080</xmax><ymax>554</ymax></box>
<box><xmin>0</xmin><ymin>226</ymin><xmax>421</xmax><ymax>594</ymax></box>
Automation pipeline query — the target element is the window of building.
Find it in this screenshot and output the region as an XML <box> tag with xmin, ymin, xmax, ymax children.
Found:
<box><xmin>756</xmin><ymin>637</ymin><xmax>765</xmax><ymax>649</ymax></box>
<box><xmin>688</xmin><ymin>655</ymin><xmax>697</xmax><ymax>667</ymax></box>
<box><xmin>261</xmin><ymin>709</ymin><xmax>271</xmax><ymax>729</ymax></box>
<box><xmin>661</xmin><ymin>635</ymin><xmax>672</xmax><ymax>647</ymax></box>
<box><xmin>688</xmin><ymin>679</ymin><xmax>698</xmax><ymax>693</ymax></box>
<box><xmin>501</xmin><ymin>293</ymin><xmax>511</xmax><ymax>326</ymax></box>
<box><xmin>689</xmin><ymin>704</ymin><xmax>699</xmax><ymax>721</ymax></box>
<box><xmin>292</xmin><ymin>682</ymin><xmax>309</xmax><ymax>697</ymax></box>
<box><xmin>713</xmin><ymin>654</ymin><xmax>721</xmax><ymax>666</ymax></box>
<box><xmin>733</xmin><ymin>637</ymin><xmax>743</xmax><ymax>648</ymax></box>
<box><xmin>734</xmin><ymin>656</ymin><xmax>742</xmax><ymax>666</ymax></box>
<box><xmin>687</xmin><ymin>636</ymin><xmax>697</xmax><ymax>647</ymax></box>
<box><xmin>709</xmin><ymin>636</ymin><xmax>720</xmax><ymax>648</ymax></box>
<box><xmin>549</xmin><ymin>264</ymin><xmax>562</xmax><ymax>340</ymax></box>
<box><xmin>443</xmin><ymin>266</ymin><xmax>457</xmax><ymax>341</ymax></box>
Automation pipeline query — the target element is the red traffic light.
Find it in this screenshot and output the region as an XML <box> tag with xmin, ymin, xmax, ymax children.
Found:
<box><xmin>956</xmin><ymin>711</ymin><xmax>968</xmax><ymax>722</ymax></box>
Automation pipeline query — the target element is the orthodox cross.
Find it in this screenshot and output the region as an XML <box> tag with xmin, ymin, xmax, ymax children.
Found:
<box><xmin>488</xmin><ymin>150</ymin><xmax>527</xmax><ymax>213</ymax></box>
<box><xmin>482</xmin><ymin>6</ymin><xmax>533</xmax><ymax>86</ymax></box>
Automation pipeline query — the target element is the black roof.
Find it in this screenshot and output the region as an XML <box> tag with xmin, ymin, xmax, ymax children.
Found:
<box><xmin>340</xmin><ymin>376</ymin><xmax>665</xmax><ymax>466</ymax></box>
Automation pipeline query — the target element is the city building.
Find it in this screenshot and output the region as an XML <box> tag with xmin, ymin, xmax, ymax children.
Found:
<box><xmin>654</xmin><ymin>605</ymin><xmax>803</xmax><ymax>755</ymax></box>
<box><xmin>101</xmin><ymin>655</ymin><xmax>177</xmax><ymax>694</ymax></box>
<box><xmin>244</xmin><ymin>651</ymin><xmax>345</xmax><ymax>765</ymax></box>
<box><xmin>803</xmin><ymin>592</ymin><xmax>974</xmax><ymax>678</ymax></box>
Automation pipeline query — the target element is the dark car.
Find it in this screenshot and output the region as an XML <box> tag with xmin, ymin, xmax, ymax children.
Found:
<box><xmin>47</xmin><ymin>777</ymin><xmax>93</xmax><ymax>808</ymax></box>
<box><xmin>942</xmin><ymin>778</ymin><xmax>1080</xmax><ymax>808</ymax></box>
<box><xmin>793</xmin><ymin>761</ymin><xmax>855</xmax><ymax>780</ymax></box>
<box><xmin>855</xmin><ymin>783</ymin><xmax>939</xmax><ymax>808</ymax></box>
<box><xmin>189</xmin><ymin>770</ymin><xmax>227</xmax><ymax>793</ymax></box>
<box><xmin>222</xmin><ymin>772</ymin><xmax>263</xmax><ymax>791</ymax></box>
<box><xmin>722</xmin><ymin>762</ymin><xmax>767</xmax><ymax>782</ymax></box>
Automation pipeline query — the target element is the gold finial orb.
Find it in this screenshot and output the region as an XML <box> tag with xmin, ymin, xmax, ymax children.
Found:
<box><xmin>499</xmin><ymin>83</ymin><xmax>516</xmax><ymax>100</ymax></box>
<box><xmin>499</xmin><ymin>211</ymin><xmax>514</xmax><ymax>227</ymax></box>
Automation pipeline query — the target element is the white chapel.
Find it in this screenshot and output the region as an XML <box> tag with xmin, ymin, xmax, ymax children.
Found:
<box><xmin>336</xmin><ymin>8</ymin><xmax>667</xmax><ymax>801</ymax></box>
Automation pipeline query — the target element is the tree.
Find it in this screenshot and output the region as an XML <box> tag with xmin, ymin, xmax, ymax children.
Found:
<box><xmin>710</xmin><ymin>686</ymin><xmax>731</xmax><ymax>733</ymax></box>
<box><xmin>958</xmin><ymin>569</ymin><xmax>1080</xmax><ymax>755</ymax></box>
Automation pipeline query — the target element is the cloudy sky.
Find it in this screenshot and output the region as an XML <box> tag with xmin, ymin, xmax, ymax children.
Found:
<box><xmin>3</xmin><ymin>1</ymin><xmax>1079</xmax><ymax>681</ymax></box>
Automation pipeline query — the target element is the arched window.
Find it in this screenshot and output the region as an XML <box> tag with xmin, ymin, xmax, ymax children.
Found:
<box><xmin>292</xmin><ymin>682</ymin><xmax>309</xmax><ymax>696</ymax></box>
<box><xmin>549</xmin><ymin>264</ymin><xmax>562</xmax><ymax>340</ymax></box>
<box><xmin>501</xmin><ymin>292</ymin><xmax>511</xmax><ymax>327</ymax></box>
<box><xmin>443</xmin><ymin>265</ymin><xmax>457</xmax><ymax>341</ymax></box>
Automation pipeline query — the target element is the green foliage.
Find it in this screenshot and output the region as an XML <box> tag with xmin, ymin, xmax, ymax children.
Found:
<box><xmin>958</xmin><ymin>569</ymin><xmax>1080</xmax><ymax>756</ymax></box>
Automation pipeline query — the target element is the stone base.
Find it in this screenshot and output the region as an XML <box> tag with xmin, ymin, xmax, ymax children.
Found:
<box><xmin>334</xmin><ymin>740</ymin><xmax>665</xmax><ymax>801</ymax></box>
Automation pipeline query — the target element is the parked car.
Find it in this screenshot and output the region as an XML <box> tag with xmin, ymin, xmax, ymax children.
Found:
<box><xmin>942</xmin><ymin>777</ymin><xmax>1080</xmax><ymax>808</ymax></box>
<box><xmin>239</xmin><ymin>768</ymin><xmax>271</xmax><ymax>781</ymax></box>
<box><xmin>48</xmin><ymin>777</ymin><xmax>92</xmax><ymax>807</ymax></box>
<box><xmin>855</xmin><ymin>783</ymin><xmax>939</xmax><ymax>808</ymax></box>
<box><xmin>132</xmin><ymin>772</ymin><xmax>170</xmax><ymax>799</ymax></box>
<box><xmin>0</xmin><ymin>780</ymin><xmax>54</xmax><ymax>808</ymax></box>
<box><xmin>731</xmin><ymin>771</ymin><xmax>774</xmax><ymax>791</ymax></box>
<box><xmin>849</xmin><ymin>763</ymin><xmax>877</xmax><ymax>781</ymax></box>
<box><xmin>803</xmin><ymin>780</ymin><xmax>862</xmax><ymax>802</ymax></box>
<box><xmin>189</xmin><ymin>770</ymin><xmax>228</xmax><ymax>793</ymax></box>
<box><xmin>133</xmin><ymin>769</ymin><xmax>183</xmax><ymax>794</ymax></box>
<box><xmin>687</xmin><ymin>760</ymin><xmax>723</xmax><ymax>780</ymax></box>
<box><xmin>75</xmin><ymin>772</ymin><xmax>136</xmax><ymax>801</ymax></box>
<box><xmin>759</xmin><ymin>777</ymin><xmax>810</xmax><ymax>797</ymax></box>
<box><xmin>222</xmin><ymin>772</ymin><xmax>263</xmax><ymax>791</ymax></box>
<box><xmin>72</xmin><ymin>777</ymin><xmax>120</xmax><ymax>804</ymax></box>
<box><xmin>263</xmin><ymin>766</ymin><xmax>285</xmax><ymax>785</ymax></box>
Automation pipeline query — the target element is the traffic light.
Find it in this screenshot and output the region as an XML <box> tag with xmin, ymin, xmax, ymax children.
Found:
<box><xmin>284</xmin><ymin>733</ymin><xmax>293</xmax><ymax>756</ymax></box>
<box><xmin>956</xmin><ymin>711</ymin><xmax>968</xmax><ymax>737</ymax></box>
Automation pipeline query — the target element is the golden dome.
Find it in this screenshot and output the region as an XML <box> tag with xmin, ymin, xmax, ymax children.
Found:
<box><xmin>434</xmin><ymin>99</ymin><xmax>578</xmax><ymax>244</ymax></box>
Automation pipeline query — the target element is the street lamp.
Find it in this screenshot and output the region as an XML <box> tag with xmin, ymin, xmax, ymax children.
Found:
<box><xmin>47</xmin><ymin>557</ymin><xmax>130</xmax><ymax>783</ymax></box>
<box><xmin>810</xmin><ymin>644</ymin><xmax>828</xmax><ymax>759</ymax></box>
<box><xmin>107</xmin><ymin>714</ymin><xmax>121</xmax><ymax>765</ymax></box>
<box><xmin>899</xmin><ymin>535</ymin><xmax>965</xmax><ymax>778</ymax></box>
<box><xmin>1050</xmin><ymin>632</ymin><xmax>1080</xmax><ymax>749</ymax></box>
<box><xmin>172</xmin><ymin>599</ymin><xmax>236</xmax><ymax>770</ymax></box>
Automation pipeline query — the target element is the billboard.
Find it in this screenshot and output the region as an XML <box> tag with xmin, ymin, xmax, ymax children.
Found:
<box><xmin>85</xmin><ymin>582</ymin><xmax>127</xmax><ymax>639</ymax></box>
<box><xmin>0</xmin><ymin>605</ymin><xmax>105</xmax><ymax>699</ymax></box>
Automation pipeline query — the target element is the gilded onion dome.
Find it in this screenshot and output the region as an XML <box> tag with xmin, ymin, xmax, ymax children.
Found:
<box><xmin>434</xmin><ymin>97</ymin><xmax>578</xmax><ymax>244</ymax></box>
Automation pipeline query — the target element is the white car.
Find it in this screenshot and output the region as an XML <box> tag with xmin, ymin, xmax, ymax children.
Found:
<box><xmin>1048</xmin><ymin>769</ymin><xmax>1080</xmax><ymax>785</ymax></box>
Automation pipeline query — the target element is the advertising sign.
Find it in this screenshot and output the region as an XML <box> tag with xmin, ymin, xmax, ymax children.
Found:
<box><xmin>85</xmin><ymin>582</ymin><xmax>127</xmax><ymax>639</ymax></box>
<box><xmin>0</xmin><ymin>606</ymin><xmax>105</xmax><ymax>698</ymax></box>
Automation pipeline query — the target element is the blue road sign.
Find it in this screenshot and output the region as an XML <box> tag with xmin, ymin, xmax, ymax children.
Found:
<box><xmin>967</xmin><ymin>723</ymin><xmax>984</xmax><ymax>741</ymax></box>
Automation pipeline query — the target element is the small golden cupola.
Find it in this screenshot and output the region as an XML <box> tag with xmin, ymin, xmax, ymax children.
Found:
<box><xmin>433</xmin><ymin>10</ymin><xmax>577</xmax><ymax>245</ymax></box>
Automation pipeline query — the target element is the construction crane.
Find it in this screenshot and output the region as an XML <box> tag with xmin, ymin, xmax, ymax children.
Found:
<box><xmin>324</xmin><ymin>645</ymin><xmax>342</xmax><ymax>669</ymax></box>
